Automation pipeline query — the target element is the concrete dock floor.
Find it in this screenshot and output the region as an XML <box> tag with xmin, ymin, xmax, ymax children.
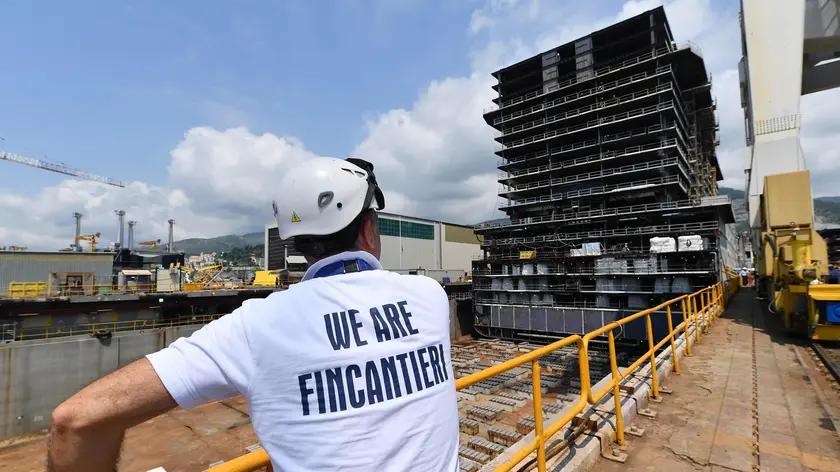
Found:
<box><xmin>3</xmin><ymin>291</ymin><xmax>839</xmax><ymax>472</ymax></box>
<box><xmin>597</xmin><ymin>290</ymin><xmax>840</xmax><ymax>472</ymax></box>
<box><xmin>0</xmin><ymin>396</ymin><xmax>260</xmax><ymax>472</ymax></box>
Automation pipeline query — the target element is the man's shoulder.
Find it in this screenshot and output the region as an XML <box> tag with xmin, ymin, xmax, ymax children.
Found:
<box><xmin>241</xmin><ymin>287</ymin><xmax>298</xmax><ymax>312</ymax></box>
<box><xmin>388</xmin><ymin>272</ymin><xmax>446</xmax><ymax>296</ymax></box>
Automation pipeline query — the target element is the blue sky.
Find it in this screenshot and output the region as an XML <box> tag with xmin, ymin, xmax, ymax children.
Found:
<box><xmin>0</xmin><ymin>0</ymin><xmax>476</xmax><ymax>193</ymax></box>
<box><xmin>2</xmin><ymin>0</ymin><xmax>838</xmax><ymax>248</ymax></box>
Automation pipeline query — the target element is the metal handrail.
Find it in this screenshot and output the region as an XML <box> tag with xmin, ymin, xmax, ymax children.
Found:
<box><xmin>500</xmin><ymin>157</ymin><xmax>680</xmax><ymax>195</ymax></box>
<box><xmin>477</xmin><ymin>198</ymin><xmax>698</xmax><ymax>231</ymax></box>
<box><xmin>492</xmin><ymin>66</ymin><xmax>673</xmax><ymax>126</ymax></box>
<box><xmin>0</xmin><ymin>281</ymin><xmax>286</xmax><ymax>301</ymax></box>
<box><xmin>494</xmin><ymin>84</ymin><xmax>674</xmax><ymax>138</ymax></box>
<box><xmin>11</xmin><ymin>315</ymin><xmax>223</xmax><ymax>341</ymax></box>
<box><xmin>470</xmin><ymin>241</ymin><xmax>721</xmax><ymax>261</ymax></box>
<box><xmin>499</xmin><ymin>174</ymin><xmax>683</xmax><ymax>209</ymax></box>
<box><xmin>484</xmin><ymin>43</ymin><xmax>691</xmax><ymax>114</ymax></box>
<box><xmin>498</xmin><ymin>138</ymin><xmax>684</xmax><ymax>181</ymax></box>
<box><xmin>580</xmin><ymin>278</ymin><xmax>729</xmax><ymax>451</ymax></box>
<box><xmin>482</xmin><ymin>221</ymin><xmax>718</xmax><ymax>247</ymax></box>
<box><xmin>470</xmin><ymin>262</ymin><xmax>716</xmax><ymax>278</ymax></box>
<box><xmin>497</xmin><ymin>122</ymin><xmax>677</xmax><ymax>167</ymax></box>
<box><xmin>206</xmin><ymin>278</ymin><xmax>735</xmax><ymax>472</ymax></box>
<box><xmin>496</xmin><ymin>101</ymin><xmax>676</xmax><ymax>151</ymax></box>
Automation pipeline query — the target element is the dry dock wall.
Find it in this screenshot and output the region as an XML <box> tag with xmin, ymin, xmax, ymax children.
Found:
<box><xmin>0</xmin><ymin>324</ymin><xmax>204</xmax><ymax>438</ymax></box>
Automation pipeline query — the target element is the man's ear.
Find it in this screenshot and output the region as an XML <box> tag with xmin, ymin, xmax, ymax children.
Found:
<box><xmin>359</xmin><ymin>212</ymin><xmax>379</xmax><ymax>250</ymax></box>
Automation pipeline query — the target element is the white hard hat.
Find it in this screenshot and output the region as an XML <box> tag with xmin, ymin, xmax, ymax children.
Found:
<box><xmin>272</xmin><ymin>157</ymin><xmax>385</xmax><ymax>240</ymax></box>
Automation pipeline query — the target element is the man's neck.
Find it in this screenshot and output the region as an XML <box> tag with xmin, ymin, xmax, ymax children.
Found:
<box><xmin>301</xmin><ymin>250</ymin><xmax>382</xmax><ymax>281</ymax></box>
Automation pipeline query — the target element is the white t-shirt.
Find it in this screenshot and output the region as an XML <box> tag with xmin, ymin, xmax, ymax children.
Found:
<box><xmin>147</xmin><ymin>251</ymin><xmax>459</xmax><ymax>472</ymax></box>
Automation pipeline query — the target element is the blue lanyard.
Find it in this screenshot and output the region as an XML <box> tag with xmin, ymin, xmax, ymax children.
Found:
<box><xmin>311</xmin><ymin>259</ymin><xmax>376</xmax><ymax>279</ymax></box>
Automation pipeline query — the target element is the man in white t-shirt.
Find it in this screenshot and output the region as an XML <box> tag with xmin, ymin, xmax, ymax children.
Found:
<box><xmin>47</xmin><ymin>157</ymin><xmax>459</xmax><ymax>472</ymax></box>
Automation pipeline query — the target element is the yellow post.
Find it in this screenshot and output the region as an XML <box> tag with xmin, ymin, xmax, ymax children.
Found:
<box><xmin>712</xmin><ymin>285</ymin><xmax>718</xmax><ymax>313</ymax></box>
<box><xmin>531</xmin><ymin>360</ymin><xmax>546</xmax><ymax>472</ymax></box>
<box><xmin>710</xmin><ymin>288</ymin><xmax>716</xmax><ymax>323</ymax></box>
<box><xmin>645</xmin><ymin>313</ymin><xmax>660</xmax><ymax>401</ymax></box>
<box><xmin>608</xmin><ymin>329</ymin><xmax>625</xmax><ymax>447</ymax></box>
<box><xmin>666</xmin><ymin>305</ymin><xmax>680</xmax><ymax>374</ymax></box>
<box><xmin>706</xmin><ymin>290</ymin><xmax>712</xmax><ymax>325</ymax></box>
<box><xmin>681</xmin><ymin>298</ymin><xmax>692</xmax><ymax>356</ymax></box>
<box><xmin>692</xmin><ymin>295</ymin><xmax>700</xmax><ymax>343</ymax></box>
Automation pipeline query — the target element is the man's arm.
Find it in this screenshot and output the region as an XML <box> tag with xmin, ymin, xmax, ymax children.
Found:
<box><xmin>47</xmin><ymin>302</ymin><xmax>256</xmax><ymax>472</ymax></box>
<box><xmin>47</xmin><ymin>358</ymin><xmax>177</xmax><ymax>472</ymax></box>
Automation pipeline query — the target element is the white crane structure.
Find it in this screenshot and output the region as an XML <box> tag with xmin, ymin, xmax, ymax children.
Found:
<box><xmin>1</xmin><ymin>150</ymin><xmax>125</xmax><ymax>188</ymax></box>
<box><xmin>739</xmin><ymin>0</ymin><xmax>840</xmax><ymax>340</ymax></box>
<box><xmin>740</xmin><ymin>0</ymin><xmax>840</xmax><ymax>233</ymax></box>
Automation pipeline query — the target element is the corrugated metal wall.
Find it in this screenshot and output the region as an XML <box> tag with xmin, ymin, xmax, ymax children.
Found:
<box><xmin>0</xmin><ymin>252</ymin><xmax>114</xmax><ymax>289</ymax></box>
<box><xmin>265</xmin><ymin>216</ymin><xmax>479</xmax><ymax>273</ymax></box>
<box><xmin>477</xmin><ymin>304</ymin><xmax>671</xmax><ymax>342</ymax></box>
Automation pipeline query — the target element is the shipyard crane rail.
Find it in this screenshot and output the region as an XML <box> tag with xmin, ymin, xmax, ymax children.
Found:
<box><xmin>1</xmin><ymin>150</ymin><xmax>126</xmax><ymax>187</ymax></box>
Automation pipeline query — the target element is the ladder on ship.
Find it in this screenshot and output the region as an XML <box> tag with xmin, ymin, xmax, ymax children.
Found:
<box><xmin>1</xmin><ymin>323</ymin><xmax>16</xmax><ymax>343</ymax></box>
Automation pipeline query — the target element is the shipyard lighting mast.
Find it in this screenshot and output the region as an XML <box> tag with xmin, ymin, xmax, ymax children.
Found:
<box><xmin>1</xmin><ymin>150</ymin><xmax>125</xmax><ymax>187</ymax></box>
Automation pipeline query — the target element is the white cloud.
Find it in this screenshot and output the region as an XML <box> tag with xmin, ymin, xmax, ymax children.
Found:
<box><xmin>5</xmin><ymin>0</ymin><xmax>840</xmax><ymax>250</ymax></box>
<box><xmin>469</xmin><ymin>11</ymin><xmax>495</xmax><ymax>35</ymax></box>
<box><xmin>1</xmin><ymin>128</ymin><xmax>319</xmax><ymax>250</ymax></box>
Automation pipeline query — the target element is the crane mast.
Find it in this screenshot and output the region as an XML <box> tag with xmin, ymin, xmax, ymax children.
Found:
<box><xmin>740</xmin><ymin>0</ymin><xmax>840</xmax><ymax>340</ymax></box>
<box><xmin>1</xmin><ymin>150</ymin><xmax>125</xmax><ymax>188</ymax></box>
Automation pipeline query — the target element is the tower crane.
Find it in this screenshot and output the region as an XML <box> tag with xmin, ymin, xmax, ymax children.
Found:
<box><xmin>75</xmin><ymin>233</ymin><xmax>102</xmax><ymax>252</ymax></box>
<box><xmin>1</xmin><ymin>150</ymin><xmax>125</xmax><ymax>187</ymax></box>
<box><xmin>138</xmin><ymin>239</ymin><xmax>161</xmax><ymax>249</ymax></box>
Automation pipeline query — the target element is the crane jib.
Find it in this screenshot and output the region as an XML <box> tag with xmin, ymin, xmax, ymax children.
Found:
<box><xmin>1</xmin><ymin>150</ymin><xmax>126</xmax><ymax>188</ymax></box>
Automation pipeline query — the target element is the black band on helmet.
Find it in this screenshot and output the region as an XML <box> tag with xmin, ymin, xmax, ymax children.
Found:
<box><xmin>346</xmin><ymin>158</ymin><xmax>385</xmax><ymax>211</ymax></box>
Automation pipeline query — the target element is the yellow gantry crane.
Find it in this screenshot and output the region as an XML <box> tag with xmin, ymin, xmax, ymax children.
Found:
<box><xmin>75</xmin><ymin>233</ymin><xmax>101</xmax><ymax>252</ymax></box>
<box><xmin>138</xmin><ymin>239</ymin><xmax>162</xmax><ymax>249</ymax></box>
<box><xmin>178</xmin><ymin>263</ymin><xmax>225</xmax><ymax>289</ymax></box>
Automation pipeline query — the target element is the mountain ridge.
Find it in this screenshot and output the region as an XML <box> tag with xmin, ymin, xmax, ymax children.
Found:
<box><xmin>174</xmin><ymin>232</ymin><xmax>264</xmax><ymax>255</ymax></box>
<box><xmin>716</xmin><ymin>187</ymin><xmax>840</xmax><ymax>230</ymax></box>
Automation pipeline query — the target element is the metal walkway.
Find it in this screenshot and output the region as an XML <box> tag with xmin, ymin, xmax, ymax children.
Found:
<box><xmin>596</xmin><ymin>290</ymin><xmax>840</xmax><ymax>472</ymax></box>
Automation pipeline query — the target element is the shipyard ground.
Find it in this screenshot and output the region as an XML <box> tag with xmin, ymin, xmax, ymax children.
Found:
<box><xmin>0</xmin><ymin>396</ymin><xmax>258</xmax><ymax>472</ymax></box>
<box><xmin>0</xmin><ymin>338</ymin><xmax>581</xmax><ymax>472</ymax></box>
<box><xmin>593</xmin><ymin>290</ymin><xmax>840</xmax><ymax>472</ymax></box>
<box><xmin>2</xmin><ymin>292</ymin><xmax>840</xmax><ymax>472</ymax></box>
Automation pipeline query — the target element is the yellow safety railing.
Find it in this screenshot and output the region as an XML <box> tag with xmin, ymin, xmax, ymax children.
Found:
<box><xmin>0</xmin><ymin>282</ymin><xmax>269</xmax><ymax>300</ymax></box>
<box><xmin>6</xmin><ymin>281</ymin><xmax>48</xmax><ymax>298</ymax></box>
<box><xmin>580</xmin><ymin>282</ymin><xmax>726</xmax><ymax>451</ymax></box>
<box><xmin>12</xmin><ymin>315</ymin><xmax>223</xmax><ymax>341</ymax></box>
<box><xmin>206</xmin><ymin>280</ymin><xmax>736</xmax><ymax>472</ymax></box>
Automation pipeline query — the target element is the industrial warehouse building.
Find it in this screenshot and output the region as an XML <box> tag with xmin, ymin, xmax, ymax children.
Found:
<box><xmin>0</xmin><ymin>251</ymin><xmax>114</xmax><ymax>295</ymax></box>
<box><xmin>264</xmin><ymin>211</ymin><xmax>482</xmax><ymax>281</ymax></box>
<box><xmin>473</xmin><ymin>7</ymin><xmax>736</xmax><ymax>341</ymax></box>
